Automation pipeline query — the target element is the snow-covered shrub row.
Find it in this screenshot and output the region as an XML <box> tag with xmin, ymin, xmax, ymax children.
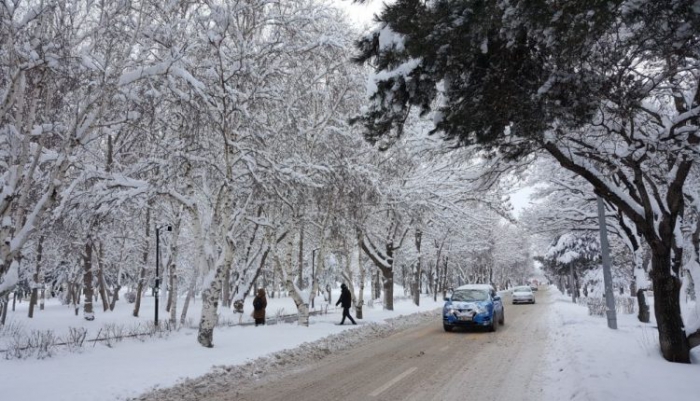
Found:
<box><xmin>131</xmin><ymin>310</ymin><xmax>439</xmax><ymax>401</ymax></box>
<box><xmin>4</xmin><ymin>329</ymin><xmax>57</xmax><ymax>360</ymax></box>
<box><xmin>585</xmin><ymin>297</ymin><xmax>636</xmax><ymax>317</ymax></box>
<box><xmin>1</xmin><ymin>321</ymin><xmax>173</xmax><ymax>360</ymax></box>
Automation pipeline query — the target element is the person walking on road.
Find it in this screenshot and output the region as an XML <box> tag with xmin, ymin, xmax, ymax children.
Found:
<box><xmin>252</xmin><ymin>288</ymin><xmax>267</xmax><ymax>326</ymax></box>
<box><xmin>336</xmin><ymin>283</ymin><xmax>356</xmax><ymax>325</ymax></box>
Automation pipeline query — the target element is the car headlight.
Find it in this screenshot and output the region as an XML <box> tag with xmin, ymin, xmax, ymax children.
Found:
<box><xmin>444</xmin><ymin>306</ymin><xmax>456</xmax><ymax>314</ymax></box>
<box><xmin>475</xmin><ymin>305</ymin><xmax>488</xmax><ymax>315</ymax></box>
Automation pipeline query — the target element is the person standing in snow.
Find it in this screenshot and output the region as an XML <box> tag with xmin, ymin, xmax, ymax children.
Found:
<box><xmin>252</xmin><ymin>288</ymin><xmax>267</xmax><ymax>326</ymax></box>
<box><xmin>336</xmin><ymin>283</ymin><xmax>356</xmax><ymax>325</ymax></box>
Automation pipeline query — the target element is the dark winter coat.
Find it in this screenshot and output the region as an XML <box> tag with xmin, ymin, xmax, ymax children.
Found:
<box><xmin>336</xmin><ymin>286</ymin><xmax>352</xmax><ymax>308</ymax></box>
<box><xmin>252</xmin><ymin>288</ymin><xmax>267</xmax><ymax>320</ymax></box>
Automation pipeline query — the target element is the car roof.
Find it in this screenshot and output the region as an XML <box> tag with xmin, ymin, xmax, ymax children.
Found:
<box><xmin>455</xmin><ymin>284</ymin><xmax>494</xmax><ymax>291</ymax></box>
<box><xmin>514</xmin><ymin>286</ymin><xmax>532</xmax><ymax>290</ymax></box>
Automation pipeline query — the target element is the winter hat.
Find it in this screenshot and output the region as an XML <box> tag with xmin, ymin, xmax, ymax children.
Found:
<box><xmin>341</xmin><ymin>283</ymin><xmax>347</xmax><ymax>289</ymax></box>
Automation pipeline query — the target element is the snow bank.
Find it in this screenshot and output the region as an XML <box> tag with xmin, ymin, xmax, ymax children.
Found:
<box><xmin>131</xmin><ymin>310</ymin><xmax>438</xmax><ymax>401</ymax></box>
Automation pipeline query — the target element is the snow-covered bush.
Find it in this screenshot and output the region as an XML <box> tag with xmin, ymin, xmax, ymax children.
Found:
<box><xmin>586</xmin><ymin>297</ymin><xmax>635</xmax><ymax>316</ymax></box>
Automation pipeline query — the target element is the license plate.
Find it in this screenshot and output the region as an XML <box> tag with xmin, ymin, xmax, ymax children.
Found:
<box><xmin>458</xmin><ymin>315</ymin><xmax>472</xmax><ymax>321</ymax></box>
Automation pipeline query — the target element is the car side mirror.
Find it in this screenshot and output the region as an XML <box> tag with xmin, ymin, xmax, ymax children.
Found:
<box><xmin>493</xmin><ymin>295</ymin><xmax>501</xmax><ymax>301</ymax></box>
<box><xmin>443</xmin><ymin>296</ymin><xmax>451</xmax><ymax>302</ymax></box>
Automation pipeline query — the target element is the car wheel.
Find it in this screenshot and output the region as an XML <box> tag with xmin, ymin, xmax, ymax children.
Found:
<box><xmin>489</xmin><ymin>317</ymin><xmax>497</xmax><ymax>332</ymax></box>
<box><xmin>443</xmin><ymin>324</ymin><xmax>453</xmax><ymax>332</ymax></box>
<box><xmin>499</xmin><ymin>311</ymin><xmax>505</xmax><ymax>325</ymax></box>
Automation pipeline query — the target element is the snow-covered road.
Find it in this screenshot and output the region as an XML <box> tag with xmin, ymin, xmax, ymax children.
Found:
<box><xmin>147</xmin><ymin>291</ymin><xmax>551</xmax><ymax>401</ymax></box>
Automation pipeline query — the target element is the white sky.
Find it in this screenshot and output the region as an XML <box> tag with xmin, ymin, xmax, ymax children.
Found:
<box><xmin>510</xmin><ymin>186</ymin><xmax>535</xmax><ymax>217</ymax></box>
<box><xmin>332</xmin><ymin>0</ymin><xmax>387</xmax><ymax>27</ymax></box>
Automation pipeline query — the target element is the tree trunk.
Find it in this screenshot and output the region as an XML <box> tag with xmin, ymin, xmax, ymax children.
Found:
<box><xmin>197</xmin><ymin>273</ymin><xmax>223</xmax><ymax>347</ymax></box>
<box><xmin>95</xmin><ymin>243</ymin><xmax>110</xmax><ymax>312</ymax></box>
<box><xmin>109</xmin><ymin>285</ymin><xmax>120</xmax><ymax>311</ymax></box>
<box><xmin>133</xmin><ymin>260</ymin><xmax>148</xmax><ymax>317</ymax></box>
<box><xmin>0</xmin><ymin>295</ymin><xmax>8</xmax><ymax>325</ymax></box>
<box><xmin>375</xmin><ymin>270</ymin><xmax>381</xmax><ymax>300</ymax></box>
<box><xmin>69</xmin><ymin>283</ymin><xmax>80</xmax><ymax>315</ymax></box>
<box><xmin>83</xmin><ymin>241</ymin><xmax>95</xmax><ymax>321</ymax></box>
<box><xmin>180</xmin><ymin>278</ymin><xmax>196</xmax><ymax>326</ymax></box>
<box><xmin>632</xmin><ymin>250</ymin><xmax>649</xmax><ymax>322</ymax></box>
<box><xmin>381</xmin><ymin>267</ymin><xmax>394</xmax><ymax>311</ymax></box>
<box><xmin>371</xmin><ymin>270</ymin><xmax>377</xmax><ymax>300</ymax></box>
<box><xmin>270</xmin><ymin>261</ymin><xmax>276</xmax><ymax>299</ymax></box>
<box><xmin>412</xmin><ymin>228</ymin><xmax>422</xmax><ymax>306</ymax></box>
<box><xmin>160</xmin><ymin>249</ymin><xmax>168</xmax><ymax>316</ymax></box>
<box><xmin>28</xmin><ymin>235</ymin><xmax>44</xmax><ymax>318</ymax></box>
<box><xmin>168</xmin><ymin>260</ymin><xmax>177</xmax><ymax>325</ymax></box>
<box><xmin>358</xmin><ymin>227</ymin><xmax>402</xmax><ymax>311</ymax></box>
<box><xmin>433</xmin><ymin>239</ymin><xmax>446</xmax><ymax>301</ymax></box>
<box><xmin>441</xmin><ymin>256</ymin><xmax>449</xmax><ymax>298</ymax></box>
<box><xmin>39</xmin><ymin>280</ymin><xmax>45</xmax><ymax>311</ymax></box>
<box><xmin>109</xmin><ymin>264</ymin><xmax>122</xmax><ymax>311</ymax></box>
<box><xmin>233</xmin><ymin>207</ymin><xmax>269</xmax><ymax>312</ymax></box>
<box><xmin>235</xmin><ymin>246</ymin><xmax>270</xmax><ymax>313</ymax></box>
<box><xmin>569</xmin><ymin>264</ymin><xmax>576</xmax><ymax>303</ymax></box>
<box><xmin>222</xmin><ymin>269</ymin><xmax>230</xmax><ymax>309</ymax></box>
<box><xmin>427</xmin><ymin>262</ymin><xmax>434</xmax><ymax>297</ymax></box>
<box><xmin>401</xmin><ymin>263</ymin><xmax>407</xmax><ymax>294</ymax></box>
<box><xmin>298</xmin><ymin>222</ymin><xmax>304</xmax><ymax>289</ymax></box>
<box><xmin>134</xmin><ymin>207</ymin><xmax>150</xmax><ymax>317</ymax></box>
<box><xmin>636</xmin><ymin>289</ymin><xmax>650</xmax><ymax>323</ymax></box>
<box><xmin>342</xmin><ymin>247</ymin><xmax>357</xmax><ymax>308</ymax></box>
<box><xmin>272</xmin><ymin>226</ymin><xmax>310</xmax><ymax>326</ymax></box>
<box><xmin>290</xmin><ymin>227</ymin><xmax>309</xmax><ymax>326</ymax></box>
<box><xmin>651</xmin><ymin>249</ymin><xmax>690</xmax><ymax>362</ymax></box>
<box><xmin>168</xmin><ymin>212</ymin><xmax>182</xmax><ymax>326</ymax></box>
<box><xmin>356</xmin><ymin>242</ymin><xmax>365</xmax><ymax>319</ymax></box>
<box><xmin>197</xmin><ymin>240</ymin><xmax>234</xmax><ymax>347</ymax></box>
<box><xmin>433</xmin><ymin>269</ymin><xmax>438</xmax><ymax>301</ymax></box>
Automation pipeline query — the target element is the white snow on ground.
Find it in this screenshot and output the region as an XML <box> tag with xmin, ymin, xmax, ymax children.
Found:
<box><xmin>2</xmin><ymin>287</ymin><xmax>700</xmax><ymax>401</ymax></box>
<box><xmin>0</xmin><ymin>288</ymin><xmax>442</xmax><ymax>401</ymax></box>
<box><xmin>541</xmin><ymin>288</ymin><xmax>700</xmax><ymax>401</ymax></box>
<box><xmin>133</xmin><ymin>310</ymin><xmax>441</xmax><ymax>401</ymax></box>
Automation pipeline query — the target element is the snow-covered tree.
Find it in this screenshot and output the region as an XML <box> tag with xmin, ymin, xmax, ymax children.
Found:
<box><xmin>0</xmin><ymin>0</ymin><xmax>145</xmax><ymax>303</ymax></box>
<box><xmin>355</xmin><ymin>0</ymin><xmax>700</xmax><ymax>363</ymax></box>
<box><xmin>520</xmin><ymin>157</ymin><xmax>649</xmax><ymax>319</ymax></box>
<box><xmin>542</xmin><ymin>232</ymin><xmax>600</xmax><ymax>301</ymax></box>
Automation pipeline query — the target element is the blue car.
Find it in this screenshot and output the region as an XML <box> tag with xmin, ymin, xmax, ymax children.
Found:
<box><xmin>443</xmin><ymin>284</ymin><xmax>504</xmax><ymax>332</ymax></box>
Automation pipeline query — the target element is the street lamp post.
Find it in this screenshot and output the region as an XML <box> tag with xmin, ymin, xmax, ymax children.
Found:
<box><xmin>596</xmin><ymin>196</ymin><xmax>617</xmax><ymax>330</ymax></box>
<box><xmin>155</xmin><ymin>224</ymin><xmax>172</xmax><ymax>327</ymax></box>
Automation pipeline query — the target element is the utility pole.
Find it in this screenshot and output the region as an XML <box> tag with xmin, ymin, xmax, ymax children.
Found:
<box><xmin>597</xmin><ymin>196</ymin><xmax>618</xmax><ymax>330</ymax></box>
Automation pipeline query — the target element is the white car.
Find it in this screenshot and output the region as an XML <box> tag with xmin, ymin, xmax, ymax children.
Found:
<box><xmin>512</xmin><ymin>286</ymin><xmax>535</xmax><ymax>304</ymax></box>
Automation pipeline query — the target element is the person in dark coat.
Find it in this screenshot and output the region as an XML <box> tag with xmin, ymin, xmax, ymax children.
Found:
<box><xmin>252</xmin><ymin>288</ymin><xmax>267</xmax><ymax>326</ymax></box>
<box><xmin>335</xmin><ymin>283</ymin><xmax>356</xmax><ymax>325</ymax></box>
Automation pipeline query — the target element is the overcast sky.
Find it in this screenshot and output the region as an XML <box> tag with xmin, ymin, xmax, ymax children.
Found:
<box><xmin>332</xmin><ymin>0</ymin><xmax>386</xmax><ymax>27</ymax></box>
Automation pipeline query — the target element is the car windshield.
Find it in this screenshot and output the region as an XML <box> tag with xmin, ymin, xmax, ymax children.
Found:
<box><xmin>514</xmin><ymin>286</ymin><xmax>532</xmax><ymax>292</ymax></box>
<box><xmin>451</xmin><ymin>289</ymin><xmax>489</xmax><ymax>302</ymax></box>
